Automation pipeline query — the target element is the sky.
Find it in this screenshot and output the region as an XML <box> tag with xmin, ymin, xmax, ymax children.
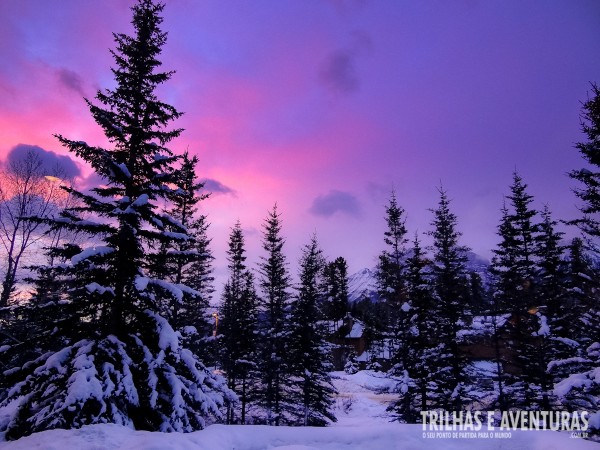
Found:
<box><xmin>1</xmin><ymin>0</ymin><xmax>599</xmax><ymax>286</ymax></box>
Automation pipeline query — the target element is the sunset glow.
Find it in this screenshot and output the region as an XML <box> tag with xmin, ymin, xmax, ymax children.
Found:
<box><xmin>1</xmin><ymin>0</ymin><xmax>599</xmax><ymax>281</ymax></box>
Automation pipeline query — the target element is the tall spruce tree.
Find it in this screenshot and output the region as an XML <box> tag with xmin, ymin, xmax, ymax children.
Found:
<box><xmin>565</xmin><ymin>238</ymin><xmax>599</xmax><ymax>348</ymax></box>
<box><xmin>428</xmin><ymin>187</ymin><xmax>470</xmax><ymax>410</ymax></box>
<box><xmin>570</xmin><ymin>83</ymin><xmax>600</xmax><ymax>241</ymax></box>
<box><xmin>257</xmin><ymin>204</ymin><xmax>292</xmax><ymax>425</ymax></box>
<box><xmin>491</xmin><ymin>172</ymin><xmax>538</xmax><ymax>311</ymax></box>
<box><xmin>490</xmin><ymin>173</ymin><xmax>549</xmax><ymax>409</ymax></box>
<box><xmin>552</xmin><ymin>238</ymin><xmax>600</xmax><ymax>428</ymax></box>
<box><xmin>0</xmin><ymin>1</ymin><xmax>233</xmax><ymax>439</ymax></box>
<box><xmin>389</xmin><ymin>233</ymin><xmax>435</xmax><ymax>422</ymax></box>
<box><xmin>530</xmin><ymin>206</ymin><xmax>566</xmax><ymax>408</ymax></box>
<box><xmin>376</xmin><ymin>191</ymin><xmax>408</xmax><ymax>307</ymax></box>
<box><xmin>373</xmin><ymin>191</ymin><xmax>409</xmax><ymax>369</ymax></box>
<box><xmin>554</xmin><ymin>84</ymin><xmax>600</xmax><ymax>429</ymax></box>
<box><xmin>219</xmin><ymin>221</ymin><xmax>259</xmax><ymax>424</ymax></box>
<box><xmin>288</xmin><ymin>235</ymin><xmax>337</xmax><ymax>426</ymax></box>
<box><xmin>536</xmin><ymin>206</ymin><xmax>568</xmax><ymax>333</ymax></box>
<box><xmin>149</xmin><ymin>151</ymin><xmax>215</xmax><ymax>354</ymax></box>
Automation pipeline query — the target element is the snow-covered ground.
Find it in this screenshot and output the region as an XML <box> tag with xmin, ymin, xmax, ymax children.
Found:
<box><xmin>1</xmin><ymin>370</ymin><xmax>598</xmax><ymax>449</ymax></box>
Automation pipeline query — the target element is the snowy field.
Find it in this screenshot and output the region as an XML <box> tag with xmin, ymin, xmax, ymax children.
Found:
<box><xmin>1</xmin><ymin>371</ymin><xmax>598</xmax><ymax>449</ymax></box>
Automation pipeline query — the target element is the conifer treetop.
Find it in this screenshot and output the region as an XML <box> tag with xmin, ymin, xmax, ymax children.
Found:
<box><xmin>570</xmin><ymin>83</ymin><xmax>600</xmax><ymax>239</ymax></box>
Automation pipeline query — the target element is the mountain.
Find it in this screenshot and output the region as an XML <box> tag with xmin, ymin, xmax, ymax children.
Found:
<box><xmin>347</xmin><ymin>267</ymin><xmax>378</xmax><ymax>303</ymax></box>
<box><xmin>347</xmin><ymin>251</ymin><xmax>491</xmax><ymax>304</ymax></box>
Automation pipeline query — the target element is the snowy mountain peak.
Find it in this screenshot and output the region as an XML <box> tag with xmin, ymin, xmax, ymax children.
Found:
<box><xmin>347</xmin><ymin>252</ymin><xmax>491</xmax><ymax>304</ymax></box>
<box><xmin>347</xmin><ymin>268</ymin><xmax>378</xmax><ymax>303</ymax></box>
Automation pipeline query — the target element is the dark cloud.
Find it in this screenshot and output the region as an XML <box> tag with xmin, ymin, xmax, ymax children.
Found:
<box><xmin>319</xmin><ymin>31</ymin><xmax>372</xmax><ymax>95</ymax></box>
<box><xmin>201</xmin><ymin>178</ymin><xmax>236</xmax><ymax>196</ymax></box>
<box><xmin>56</xmin><ymin>67</ymin><xmax>86</xmax><ymax>97</ymax></box>
<box><xmin>320</xmin><ymin>50</ymin><xmax>359</xmax><ymax>94</ymax></box>
<box><xmin>309</xmin><ymin>190</ymin><xmax>361</xmax><ymax>218</ymax></box>
<box><xmin>6</xmin><ymin>144</ymin><xmax>80</xmax><ymax>179</ymax></box>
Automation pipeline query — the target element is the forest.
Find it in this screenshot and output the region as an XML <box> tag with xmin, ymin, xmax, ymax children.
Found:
<box><xmin>0</xmin><ymin>0</ymin><xmax>599</xmax><ymax>442</ymax></box>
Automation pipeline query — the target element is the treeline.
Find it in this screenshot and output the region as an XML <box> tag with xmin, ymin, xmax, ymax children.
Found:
<box><xmin>372</xmin><ymin>172</ymin><xmax>600</xmax><ymax>424</ymax></box>
<box><xmin>0</xmin><ymin>0</ymin><xmax>599</xmax><ymax>441</ymax></box>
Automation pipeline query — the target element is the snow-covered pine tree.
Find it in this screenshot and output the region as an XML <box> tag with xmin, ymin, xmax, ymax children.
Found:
<box><xmin>508</xmin><ymin>205</ymin><xmax>567</xmax><ymax>410</ymax></box>
<box><xmin>149</xmin><ymin>151</ymin><xmax>215</xmax><ymax>356</ymax></box>
<box><xmin>490</xmin><ymin>203</ymin><xmax>521</xmax><ymax>311</ymax></box>
<box><xmin>374</xmin><ymin>191</ymin><xmax>409</xmax><ymax>371</ymax></box>
<box><xmin>570</xmin><ymin>83</ymin><xmax>600</xmax><ymax>240</ymax></box>
<box><xmin>566</xmin><ymin>82</ymin><xmax>600</xmax><ymax>355</ymax></box>
<box><xmin>0</xmin><ymin>242</ymin><xmax>83</xmax><ymax>400</ymax></box>
<box><xmin>548</xmin><ymin>238</ymin><xmax>599</xmax><ymax>388</ymax></box>
<box><xmin>553</xmin><ymin>84</ymin><xmax>600</xmax><ymax>432</ymax></box>
<box><xmin>219</xmin><ymin>221</ymin><xmax>259</xmax><ymax>424</ymax></box>
<box><xmin>427</xmin><ymin>187</ymin><xmax>471</xmax><ymax>410</ymax></box>
<box><xmin>535</xmin><ymin>206</ymin><xmax>574</xmax><ymax>400</ymax></box>
<box><xmin>257</xmin><ymin>204</ymin><xmax>293</xmax><ymax>425</ymax></box>
<box><xmin>377</xmin><ymin>191</ymin><xmax>409</xmax><ymax>304</ymax></box>
<box><xmin>488</xmin><ymin>203</ymin><xmax>519</xmax><ymax>411</ymax></box>
<box><xmin>536</xmin><ymin>206</ymin><xmax>566</xmax><ymax>320</ymax></box>
<box><xmin>0</xmin><ymin>0</ymin><xmax>233</xmax><ymax>439</ymax></box>
<box><xmin>288</xmin><ymin>235</ymin><xmax>337</xmax><ymax>426</ymax></box>
<box><xmin>489</xmin><ymin>172</ymin><xmax>543</xmax><ymax>409</ymax></box>
<box><xmin>491</xmin><ymin>172</ymin><xmax>538</xmax><ymax>311</ymax></box>
<box><xmin>565</xmin><ymin>238</ymin><xmax>600</xmax><ymax>349</ymax></box>
<box><xmin>389</xmin><ymin>232</ymin><xmax>435</xmax><ymax>422</ymax></box>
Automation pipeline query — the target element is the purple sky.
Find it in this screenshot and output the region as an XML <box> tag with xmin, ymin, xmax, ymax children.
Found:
<box><xmin>1</xmin><ymin>0</ymin><xmax>599</xmax><ymax>283</ymax></box>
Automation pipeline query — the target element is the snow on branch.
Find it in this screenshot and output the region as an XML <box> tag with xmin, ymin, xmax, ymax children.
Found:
<box><xmin>71</xmin><ymin>246</ymin><xmax>114</xmax><ymax>265</ymax></box>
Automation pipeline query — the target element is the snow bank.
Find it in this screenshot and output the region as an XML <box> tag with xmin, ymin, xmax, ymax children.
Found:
<box><xmin>1</xmin><ymin>422</ymin><xmax>598</xmax><ymax>450</ymax></box>
<box><xmin>1</xmin><ymin>369</ymin><xmax>598</xmax><ymax>449</ymax></box>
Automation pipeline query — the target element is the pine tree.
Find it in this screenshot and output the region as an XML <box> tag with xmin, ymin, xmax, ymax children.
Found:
<box><xmin>570</xmin><ymin>83</ymin><xmax>600</xmax><ymax>241</ymax></box>
<box><xmin>547</xmin><ymin>238</ymin><xmax>598</xmax><ymax>387</ymax></box>
<box><xmin>389</xmin><ymin>233</ymin><xmax>435</xmax><ymax>422</ymax></box>
<box><xmin>536</xmin><ymin>206</ymin><xmax>569</xmax><ymax>340</ymax></box>
<box><xmin>489</xmin><ymin>174</ymin><xmax>542</xmax><ymax>409</ymax></box>
<box><xmin>565</xmin><ymin>238</ymin><xmax>599</xmax><ymax>349</ymax></box>
<box><xmin>288</xmin><ymin>235</ymin><xmax>337</xmax><ymax>426</ymax></box>
<box><xmin>524</xmin><ymin>206</ymin><xmax>566</xmax><ymax>409</ymax></box>
<box><xmin>554</xmin><ymin>84</ymin><xmax>600</xmax><ymax>432</ymax></box>
<box><xmin>256</xmin><ymin>204</ymin><xmax>292</xmax><ymax>425</ymax></box>
<box><xmin>374</xmin><ymin>191</ymin><xmax>409</xmax><ymax>369</ymax></box>
<box><xmin>322</xmin><ymin>256</ymin><xmax>349</xmax><ymax>325</ymax></box>
<box><xmin>552</xmin><ymin>240</ymin><xmax>600</xmax><ymax>432</ymax></box>
<box><xmin>219</xmin><ymin>221</ymin><xmax>259</xmax><ymax>424</ymax></box>
<box><xmin>376</xmin><ymin>191</ymin><xmax>408</xmax><ymax>309</ymax></box>
<box><xmin>491</xmin><ymin>172</ymin><xmax>538</xmax><ymax>311</ymax></box>
<box><xmin>467</xmin><ymin>272</ymin><xmax>487</xmax><ymax>314</ymax></box>
<box><xmin>427</xmin><ymin>187</ymin><xmax>470</xmax><ymax>410</ymax></box>
<box><xmin>151</xmin><ymin>152</ymin><xmax>215</xmax><ymax>356</ymax></box>
<box><xmin>490</xmin><ymin>203</ymin><xmax>521</xmax><ymax>310</ymax></box>
<box><xmin>0</xmin><ymin>1</ymin><xmax>233</xmax><ymax>439</ymax></box>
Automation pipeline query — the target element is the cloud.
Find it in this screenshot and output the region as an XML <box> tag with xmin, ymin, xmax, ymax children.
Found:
<box><xmin>5</xmin><ymin>144</ymin><xmax>80</xmax><ymax>179</ymax></box>
<box><xmin>201</xmin><ymin>178</ymin><xmax>236</xmax><ymax>196</ymax></box>
<box><xmin>56</xmin><ymin>67</ymin><xmax>86</xmax><ymax>97</ymax></box>
<box><xmin>319</xmin><ymin>31</ymin><xmax>372</xmax><ymax>95</ymax></box>
<box><xmin>309</xmin><ymin>190</ymin><xmax>361</xmax><ymax>218</ymax></box>
<box><xmin>320</xmin><ymin>50</ymin><xmax>359</xmax><ymax>94</ymax></box>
